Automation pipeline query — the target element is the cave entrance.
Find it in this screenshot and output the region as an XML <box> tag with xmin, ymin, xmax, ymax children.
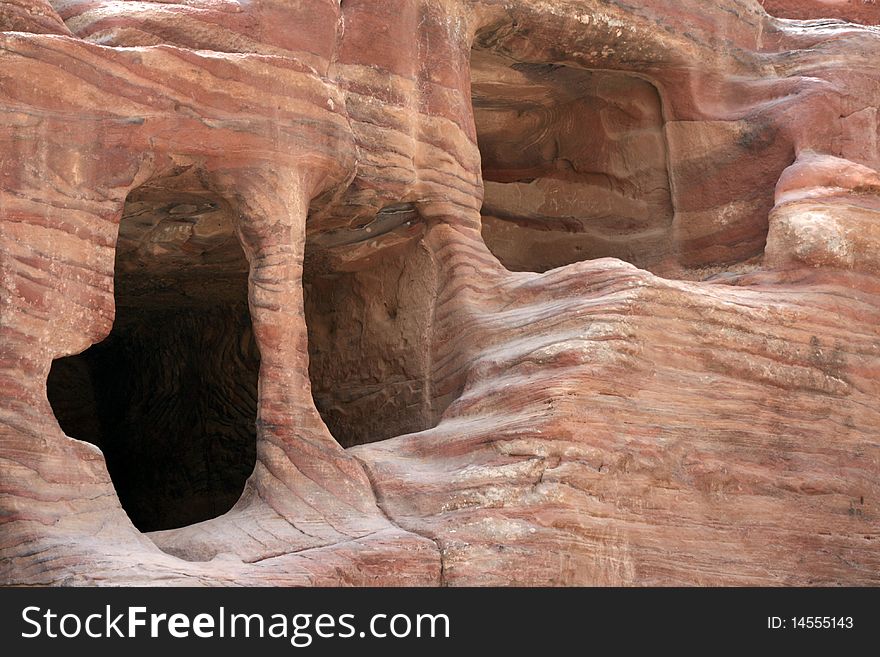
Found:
<box><xmin>46</xmin><ymin>172</ymin><xmax>259</xmax><ymax>532</ymax></box>
<box><xmin>471</xmin><ymin>47</ymin><xmax>674</xmax><ymax>273</ymax></box>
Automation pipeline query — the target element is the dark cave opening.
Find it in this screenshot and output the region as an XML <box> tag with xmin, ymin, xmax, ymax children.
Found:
<box><xmin>46</xmin><ymin>175</ymin><xmax>259</xmax><ymax>532</ymax></box>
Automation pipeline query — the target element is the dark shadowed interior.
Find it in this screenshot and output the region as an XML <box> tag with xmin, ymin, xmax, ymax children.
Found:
<box><xmin>47</xmin><ymin>172</ymin><xmax>259</xmax><ymax>532</ymax></box>
<box><xmin>46</xmin><ymin>172</ymin><xmax>444</xmax><ymax>531</ymax></box>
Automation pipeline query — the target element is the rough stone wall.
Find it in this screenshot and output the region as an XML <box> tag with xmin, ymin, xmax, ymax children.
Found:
<box><xmin>0</xmin><ymin>0</ymin><xmax>878</xmax><ymax>585</ymax></box>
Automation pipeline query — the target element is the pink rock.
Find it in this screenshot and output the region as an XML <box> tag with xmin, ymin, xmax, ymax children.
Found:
<box><xmin>1</xmin><ymin>0</ymin><xmax>878</xmax><ymax>586</ymax></box>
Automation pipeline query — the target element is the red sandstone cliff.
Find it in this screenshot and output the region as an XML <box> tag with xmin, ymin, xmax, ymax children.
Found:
<box><xmin>1</xmin><ymin>0</ymin><xmax>878</xmax><ymax>585</ymax></box>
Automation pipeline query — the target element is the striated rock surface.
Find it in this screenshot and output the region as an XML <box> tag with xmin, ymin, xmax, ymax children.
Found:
<box><xmin>762</xmin><ymin>0</ymin><xmax>880</xmax><ymax>24</ymax></box>
<box><xmin>1</xmin><ymin>0</ymin><xmax>878</xmax><ymax>585</ymax></box>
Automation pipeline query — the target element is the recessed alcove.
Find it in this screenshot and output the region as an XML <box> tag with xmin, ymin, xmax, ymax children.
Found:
<box><xmin>471</xmin><ymin>48</ymin><xmax>675</xmax><ymax>273</ymax></box>
<box><xmin>303</xmin><ymin>204</ymin><xmax>440</xmax><ymax>448</ymax></box>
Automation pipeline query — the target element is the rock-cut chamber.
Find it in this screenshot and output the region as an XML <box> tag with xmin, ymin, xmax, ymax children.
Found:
<box><xmin>46</xmin><ymin>173</ymin><xmax>259</xmax><ymax>532</ymax></box>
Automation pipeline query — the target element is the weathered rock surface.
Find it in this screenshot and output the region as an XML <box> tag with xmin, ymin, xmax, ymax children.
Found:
<box><xmin>762</xmin><ymin>0</ymin><xmax>880</xmax><ymax>24</ymax></box>
<box><xmin>1</xmin><ymin>0</ymin><xmax>878</xmax><ymax>585</ymax></box>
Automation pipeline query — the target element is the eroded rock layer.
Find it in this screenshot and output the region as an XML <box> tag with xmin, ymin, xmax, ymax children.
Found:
<box><xmin>1</xmin><ymin>0</ymin><xmax>878</xmax><ymax>585</ymax></box>
<box><xmin>762</xmin><ymin>0</ymin><xmax>880</xmax><ymax>24</ymax></box>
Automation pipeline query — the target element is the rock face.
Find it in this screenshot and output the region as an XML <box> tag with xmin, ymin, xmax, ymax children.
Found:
<box><xmin>1</xmin><ymin>0</ymin><xmax>878</xmax><ymax>585</ymax></box>
<box><xmin>762</xmin><ymin>0</ymin><xmax>880</xmax><ymax>24</ymax></box>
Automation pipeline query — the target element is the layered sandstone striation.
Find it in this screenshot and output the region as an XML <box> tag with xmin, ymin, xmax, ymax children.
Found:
<box><xmin>1</xmin><ymin>0</ymin><xmax>878</xmax><ymax>585</ymax></box>
<box><xmin>762</xmin><ymin>0</ymin><xmax>880</xmax><ymax>24</ymax></box>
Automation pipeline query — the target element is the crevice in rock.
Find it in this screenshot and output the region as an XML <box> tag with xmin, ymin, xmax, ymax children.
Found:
<box><xmin>352</xmin><ymin>452</ymin><xmax>446</xmax><ymax>586</ymax></box>
<box><xmin>46</xmin><ymin>171</ymin><xmax>258</xmax><ymax>532</ymax></box>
